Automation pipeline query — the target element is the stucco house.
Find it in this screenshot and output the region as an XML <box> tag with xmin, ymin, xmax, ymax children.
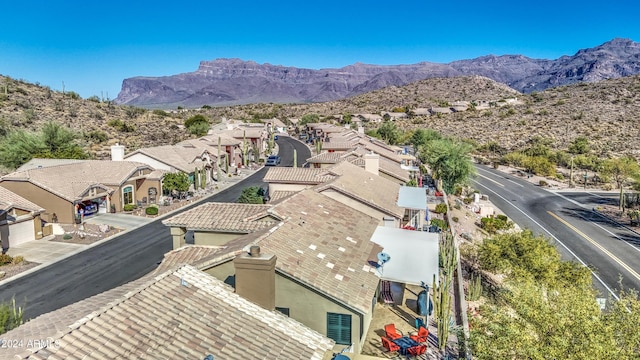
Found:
<box><xmin>315</xmin><ymin>160</ymin><xmax>405</xmax><ymax>227</ymax></box>
<box><xmin>121</xmin><ymin>143</ymin><xmax>216</xmax><ymax>185</ymax></box>
<box><xmin>0</xmin><ymin>187</ymin><xmax>45</xmax><ymax>250</ymax></box>
<box><xmin>163</xmin><ymin>203</ymin><xmax>281</xmax><ymax>249</ymax></box>
<box><xmin>263</xmin><ymin>167</ymin><xmax>336</xmax><ymax>200</ymax></box>
<box><xmin>161</xmin><ymin>190</ymin><xmax>382</xmax><ymax>354</ymax></box>
<box><xmin>2</xmin><ymin>265</ymin><xmax>334</xmax><ymax>359</ymax></box>
<box><xmin>0</xmin><ymin>160</ymin><xmax>162</xmax><ymax>224</ymax></box>
<box><xmin>179</xmin><ymin>134</ymin><xmax>243</xmax><ymax>169</ymax></box>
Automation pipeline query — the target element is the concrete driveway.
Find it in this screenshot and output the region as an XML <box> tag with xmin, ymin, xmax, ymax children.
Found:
<box><xmin>85</xmin><ymin>213</ymin><xmax>154</xmax><ymax>230</ymax></box>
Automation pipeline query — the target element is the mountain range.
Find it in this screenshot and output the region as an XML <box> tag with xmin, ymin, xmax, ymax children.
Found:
<box><xmin>115</xmin><ymin>38</ymin><xmax>640</xmax><ymax>108</ymax></box>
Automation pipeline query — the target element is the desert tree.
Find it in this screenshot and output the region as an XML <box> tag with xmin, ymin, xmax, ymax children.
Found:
<box><xmin>601</xmin><ymin>156</ymin><xmax>640</xmax><ymax>211</ymax></box>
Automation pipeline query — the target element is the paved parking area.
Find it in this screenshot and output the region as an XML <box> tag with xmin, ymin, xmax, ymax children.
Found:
<box><xmin>85</xmin><ymin>213</ymin><xmax>154</xmax><ymax>230</ymax></box>
<box><xmin>6</xmin><ymin>239</ymin><xmax>87</xmax><ymax>265</ymax></box>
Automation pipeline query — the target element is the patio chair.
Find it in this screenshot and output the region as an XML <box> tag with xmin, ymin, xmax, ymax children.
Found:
<box><xmin>407</xmin><ymin>344</ymin><xmax>427</xmax><ymax>357</ymax></box>
<box><xmin>380</xmin><ymin>336</ymin><xmax>400</xmax><ymax>353</ymax></box>
<box><xmin>410</xmin><ymin>326</ymin><xmax>429</xmax><ymax>343</ymax></box>
<box><xmin>380</xmin><ymin>280</ymin><xmax>394</xmax><ymax>305</ymax></box>
<box><xmin>384</xmin><ymin>323</ymin><xmax>403</xmax><ymax>340</ymax></box>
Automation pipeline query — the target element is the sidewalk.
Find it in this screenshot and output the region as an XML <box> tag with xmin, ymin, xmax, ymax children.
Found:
<box><xmin>0</xmin><ymin>166</ymin><xmax>262</xmax><ymax>285</ymax></box>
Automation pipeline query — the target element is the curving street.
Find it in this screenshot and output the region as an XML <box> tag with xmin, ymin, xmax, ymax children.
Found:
<box><xmin>0</xmin><ymin>136</ymin><xmax>310</xmax><ymax>320</ymax></box>
<box><xmin>473</xmin><ymin>165</ymin><xmax>640</xmax><ymax>299</ymax></box>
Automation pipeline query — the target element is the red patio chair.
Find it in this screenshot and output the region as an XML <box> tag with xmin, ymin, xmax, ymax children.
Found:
<box><xmin>410</xmin><ymin>326</ymin><xmax>429</xmax><ymax>343</ymax></box>
<box><xmin>380</xmin><ymin>336</ymin><xmax>400</xmax><ymax>353</ymax></box>
<box><xmin>407</xmin><ymin>344</ymin><xmax>427</xmax><ymax>357</ymax></box>
<box><xmin>384</xmin><ymin>323</ymin><xmax>403</xmax><ymax>340</ymax></box>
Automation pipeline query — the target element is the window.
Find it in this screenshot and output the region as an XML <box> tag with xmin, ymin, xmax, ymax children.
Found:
<box><xmin>123</xmin><ymin>186</ymin><xmax>134</xmax><ymax>205</ymax></box>
<box><xmin>275</xmin><ymin>307</ymin><xmax>290</xmax><ymax>317</ymax></box>
<box><xmin>327</xmin><ymin>312</ymin><xmax>351</xmax><ymax>345</ymax></box>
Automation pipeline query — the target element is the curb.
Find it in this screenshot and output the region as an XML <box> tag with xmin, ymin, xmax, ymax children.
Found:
<box><xmin>0</xmin><ymin>169</ymin><xmax>263</xmax><ymax>288</ymax></box>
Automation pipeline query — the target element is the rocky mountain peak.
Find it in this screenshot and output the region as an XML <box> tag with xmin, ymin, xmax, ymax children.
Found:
<box><xmin>115</xmin><ymin>38</ymin><xmax>640</xmax><ymax>108</ymax></box>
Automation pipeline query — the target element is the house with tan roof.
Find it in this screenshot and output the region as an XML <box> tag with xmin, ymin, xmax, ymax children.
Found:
<box><xmin>315</xmin><ymin>160</ymin><xmax>405</xmax><ymax>227</ymax></box>
<box><xmin>160</xmin><ymin>190</ymin><xmax>383</xmax><ymax>354</ymax></box>
<box><xmin>179</xmin><ymin>133</ymin><xmax>245</xmax><ymax>169</ymax></box>
<box><xmin>0</xmin><ymin>187</ymin><xmax>45</xmax><ymax>250</ymax></box>
<box><xmin>263</xmin><ymin>167</ymin><xmax>337</xmax><ymax>199</ymax></box>
<box><xmin>0</xmin><ymin>160</ymin><xmax>161</xmax><ymax>224</ymax></box>
<box><xmin>2</xmin><ymin>265</ymin><xmax>334</xmax><ymax>360</ymax></box>
<box><xmin>122</xmin><ymin>144</ymin><xmax>215</xmax><ymax>185</ymax></box>
<box><xmin>163</xmin><ymin>203</ymin><xmax>282</xmax><ymax>248</ymax></box>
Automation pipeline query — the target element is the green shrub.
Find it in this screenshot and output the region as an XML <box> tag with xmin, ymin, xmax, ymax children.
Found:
<box><xmin>539</xmin><ymin>180</ymin><xmax>548</xmax><ymax>187</ymax></box>
<box><xmin>463</xmin><ymin>197</ymin><xmax>473</xmax><ymax>205</ymax></box>
<box><xmin>480</xmin><ymin>215</ymin><xmax>514</xmax><ymax>234</ymax></box>
<box><xmin>430</xmin><ymin>218</ymin><xmax>447</xmax><ymax>230</ymax></box>
<box><xmin>123</xmin><ymin>204</ymin><xmax>137</xmax><ymax>212</ymax></box>
<box><xmin>435</xmin><ymin>203</ymin><xmax>448</xmax><ymax>214</ymax></box>
<box><xmin>145</xmin><ymin>206</ymin><xmax>159</xmax><ymax>215</ymax></box>
<box><xmin>452</xmin><ymin>216</ymin><xmax>459</xmax><ymax>223</ymax></box>
<box><xmin>63</xmin><ymin>234</ymin><xmax>72</xmax><ymax>240</ymax></box>
<box><xmin>11</xmin><ymin>255</ymin><xmax>24</xmax><ymax>265</ymax></box>
<box><xmin>0</xmin><ymin>254</ymin><xmax>13</xmax><ymax>265</ymax></box>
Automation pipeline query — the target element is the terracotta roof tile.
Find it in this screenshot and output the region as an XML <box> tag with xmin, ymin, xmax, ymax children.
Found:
<box><xmin>162</xmin><ymin>203</ymin><xmax>279</xmax><ymax>232</ymax></box>
<box><xmin>269</xmin><ymin>190</ymin><xmax>298</xmax><ymax>202</ymax></box>
<box><xmin>263</xmin><ymin>167</ymin><xmax>336</xmax><ymax>184</ymax></box>
<box><xmin>306</xmin><ymin>152</ymin><xmax>344</xmax><ymax>164</ymax></box>
<box><xmin>259</xmin><ymin>190</ymin><xmax>382</xmax><ymax>313</ymax></box>
<box><xmin>12</xmin><ymin>266</ymin><xmax>334</xmax><ymax>360</ymax></box>
<box><xmin>317</xmin><ymin>161</ymin><xmax>404</xmax><ymax>218</ymax></box>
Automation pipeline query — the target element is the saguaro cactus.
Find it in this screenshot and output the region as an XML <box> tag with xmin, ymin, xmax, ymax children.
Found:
<box><xmin>193</xmin><ymin>167</ymin><xmax>199</xmax><ymax>190</ymax></box>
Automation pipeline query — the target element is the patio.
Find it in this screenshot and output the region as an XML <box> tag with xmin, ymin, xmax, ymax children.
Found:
<box><xmin>360</xmin><ymin>282</ymin><xmax>449</xmax><ymax>360</ymax></box>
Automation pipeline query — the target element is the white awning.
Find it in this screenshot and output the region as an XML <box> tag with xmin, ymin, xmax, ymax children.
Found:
<box><xmin>369</xmin><ymin>226</ymin><xmax>440</xmax><ymax>286</ymax></box>
<box><xmin>397</xmin><ymin>186</ymin><xmax>427</xmax><ymax>210</ymax></box>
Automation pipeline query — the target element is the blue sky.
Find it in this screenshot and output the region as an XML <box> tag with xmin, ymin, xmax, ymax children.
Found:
<box><xmin>1</xmin><ymin>0</ymin><xmax>639</xmax><ymax>99</ymax></box>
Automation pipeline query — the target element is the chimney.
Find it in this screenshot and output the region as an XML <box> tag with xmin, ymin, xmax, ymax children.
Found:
<box><xmin>234</xmin><ymin>245</ymin><xmax>277</xmax><ymax>310</ymax></box>
<box><xmin>358</xmin><ymin>126</ymin><xmax>364</xmax><ymax>134</ymax></box>
<box><xmin>110</xmin><ymin>143</ymin><xmax>125</xmax><ymax>161</ymax></box>
<box><xmin>364</xmin><ymin>153</ymin><xmax>379</xmax><ymax>176</ymax></box>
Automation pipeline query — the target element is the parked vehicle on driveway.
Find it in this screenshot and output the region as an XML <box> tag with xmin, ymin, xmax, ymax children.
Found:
<box><xmin>265</xmin><ymin>155</ymin><xmax>281</xmax><ymax>166</ymax></box>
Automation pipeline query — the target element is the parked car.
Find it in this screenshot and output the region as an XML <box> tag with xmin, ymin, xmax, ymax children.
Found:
<box><xmin>265</xmin><ymin>155</ymin><xmax>281</xmax><ymax>166</ymax></box>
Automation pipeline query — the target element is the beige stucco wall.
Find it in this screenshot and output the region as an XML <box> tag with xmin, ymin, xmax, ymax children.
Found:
<box><xmin>202</xmin><ymin>260</ymin><xmax>372</xmax><ymax>353</ymax></box>
<box><xmin>319</xmin><ymin>189</ymin><xmax>399</xmax><ymax>227</ymax></box>
<box><xmin>0</xmin><ymin>182</ymin><xmax>72</xmax><ymax>223</ymax></box>
<box><xmin>194</xmin><ymin>232</ymin><xmax>243</xmax><ymax>246</ymax></box>
<box><xmin>203</xmin><ymin>260</ymin><xmax>236</xmax><ymax>285</ymax></box>
<box><xmin>275</xmin><ymin>273</ymin><xmax>369</xmax><ymax>353</ymax></box>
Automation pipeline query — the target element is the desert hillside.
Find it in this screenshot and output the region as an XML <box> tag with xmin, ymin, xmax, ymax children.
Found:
<box><xmin>2</xmin><ymin>74</ymin><xmax>640</xmax><ymax>164</ymax></box>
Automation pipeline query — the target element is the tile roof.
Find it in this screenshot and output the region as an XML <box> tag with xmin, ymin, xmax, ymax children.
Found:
<box><xmin>263</xmin><ymin>167</ymin><xmax>336</xmax><ymax>185</ymax></box>
<box><xmin>349</xmin><ymin>157</ymin><xmax>410</xmax><ymax>183</ymax></box>
<box><xmin>0</xmin><ymin>160</ymin><xmax>154</xmax><ymax>203</ymax></box>
<box><xmin>196</xmin><ymin>134</ymin><xmax>242</xmax><ymax>146</ymax></box>
<box><xmin>16</xmin><ymin>158</ymin><xmax>87</xmax><ymax>172</ymax></box>
<box><xmin>10</xmin><ymin>265</ymin><xmax>334</xmax><ymax>360</ymax></box>
<box><xmin>124</xmin><ymin>145</ymin><xmax>209</xmax><ymax>173</ymax></box>
<box><xmin>0</xmin><ymin>186</ymin><xmax>44</xmax><ymax>212</ymax></box>
<box><xmin>258</xmin><ymin>190</ymin><xmax>382</xmax><ymax>314</ymax></box>
<box><xmin>269</xmin><ymin>190</ymin><xmax>299</xmax><ymax>203</ymax></box>
<box><xmin>174</xmin><ymin>139</ymin><xmax>225</xmax><ymax>156</ymax></box>
<box><xmin>359</xmin><ymin>139</ymin><xmax>403</xmax><ymax>163</ymax></box>
<box><xmin>154</xmin><ymin>245</ymin><xmax>224</xmax><ymax>274</ymax></box>
<box><xmin>320</xmin><ymin>140</ymin><xmax>358</xmax><ymax>150</ymax></box>
<box><xmin>318</xmin><ymin>161</ymin><xmax>404</xmax><ymax>219</ymax></box>
<box><xmin>1</xmin><ymin>273</ymin><xmax>155</xmax><ymax>359</ymax></box>
<box><xmin>306</xmin><ymin>152</ymin><xmax>344</xmax><ymax>164</ymax></box>
<box><xmin>158</xmin><ymin>190</ymin><xmax>382</xmax><ymax>314</ymax></box>
<box><xmin>162</xmin><ymin>203</ymin><xmax>280</xmax><ymax>232</ymax></box>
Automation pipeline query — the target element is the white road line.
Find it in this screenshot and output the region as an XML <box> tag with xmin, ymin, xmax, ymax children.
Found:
<box><xmin>472</xmin><ymin>179</ymin><xmax>620</xmax><ymax>300</ymax></box>
<box><xmin>477</xmin><ymin>174</ymin><xmax>504</xmax><ymax>187</ymax></box>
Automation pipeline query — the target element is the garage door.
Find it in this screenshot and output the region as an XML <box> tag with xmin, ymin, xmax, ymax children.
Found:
<box><xmin>9</xmin><ymin>219</ymin><xmax>35</xmax><ymax>246</ymax></box>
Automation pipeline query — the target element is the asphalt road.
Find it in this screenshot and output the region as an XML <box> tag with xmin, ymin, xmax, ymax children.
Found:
<box><xmin>0</xmin><ymin>136</ymin><xmax>310</xmax><ymax>320</ymax></box>
<box><xmin>473</xmin><ymin>165</ymin><xmax>640</xmax><ymax>299</ymax></box>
